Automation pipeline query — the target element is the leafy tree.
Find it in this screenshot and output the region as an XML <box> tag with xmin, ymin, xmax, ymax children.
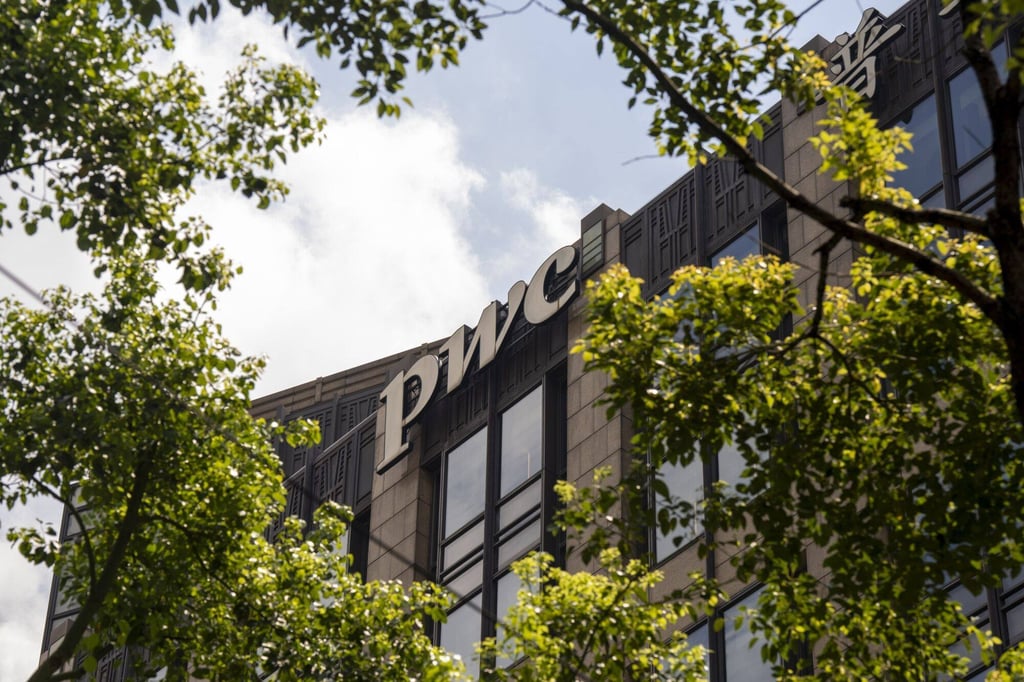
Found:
<box><xmin>5</xmin><ymin>0</ymin><xmax>1024</xmax><ymax>678</ymax></box>
<box><xmin>2</xmin><ymin>255</ymin><xmax>462</xmax><ymax>682</ymax></box>
<box><xmin>576</xmin><ymin>249</ymin><xmax>1023</xmax><ymax>678</ymax></box>
<box><xmin>1</xmin><ymin>0</ymin><xmax>323</xmax><ymax>288</ymax></box>
<box><xmin>1</xmin><ymin>0</ymin><xmax>463</xmax><ymax>679</ymax></box>
<box><xmin>479</xmin><ymin>548</ymin><xmax>708</xmax><ymax>682</ymax></box>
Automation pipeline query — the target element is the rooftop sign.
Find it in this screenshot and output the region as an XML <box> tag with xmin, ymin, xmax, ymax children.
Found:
<box><xmin>377</xmin><ymin>245</ymin><xmax>579</xmax><ymax>474</ymax></box>
<box><xmin>829</xmin><ymin>8</ymin><xmax>904</xmax><ymax>99</ymax></box>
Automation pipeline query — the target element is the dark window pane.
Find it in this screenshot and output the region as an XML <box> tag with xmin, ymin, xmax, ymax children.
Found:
<box><xmin>1007</xmin><ymin>600</ymin><xmax>1024</xmax><ymax>645</ymax></box>
<box><xmin>441</xmin><ymin>595</ymin><xmax>482</xmax><ymax>678</ymax></box>
<box><xmin>958</xmin><ymin>154</ymin><xmax>994</xmax><ymax>202</ymax></box>
<box><xmin>948</xmin><ymin>582</ymin><xmax>987</xmax><ymax>618</ymax></box>
<box><xmin>686</xmin><ymin>623</ymin><xmax>711</xmax><ymax>680</ymax></box>
<box><xmin>349</xmin><ymin>512</ymin><xmax>370</xmax><ymax>579</ymax></box>
<box><xmin>496</xmin><ymin>571</ymin><xmax>524</xmax><ymax>668</ymax></box>
<box><xmin>445</xmin><ymin>429</ymin><xmax>488</xmax><ymax>536</ymax></box>
<box><xmin>655</xmin><ymin>455</ymin><xmax>703</xmax><ymax>561</ymax></box>
<box><xmin>724</xmin><ymin>591</ymin><xmax>773</xmax><ymax>681</ymax></box>
<box><xmin>500</xmin><ymin>387</ymin><xmax>543</xmax><ymax>497</ymax></box>
<box><xmin>356</xmin><ymin>432</ymin><xmax>374</xmax><ymax>500</ymax></box>
<box><xmin>712</xmin><ymin>222</ymin><xmax>761</xmax><ymax>267</ymax></box>
<box><xmin>1004</xmin><ymin>566</ymin><xmax>1024</xmax><ymax>594</ymax></box>
<box><xmin>889</xmin><ymin>95</ymin><xmax>942</xmax><ymax>197</ymax></box>
<box><xmin>497</xmin><ymin>519</ymin><xmax>540</xmax><ymax>568</ymax></box>
<box><xmin>949</xmin><ymin>67</ymin><xmax>990</xmax><ymax>168</ymax></box>
<box><xmin>499</xmin><ymin>478</ymin><xmax>542</xmax><ymax>530</ymax></box>
<box><xmin>442</xmin><ymin>519</ymin><xmax>485</xmax><ymax>572</ymax></box>
<box><xmin>445</xmin><ymin>560</ymin><xmax>483</xmax><ymax>601</ymax></box>
<box><xmin>949</xmin><ymin>43</ymin><xmax>1006</xmax><ymax>171</ymax></box>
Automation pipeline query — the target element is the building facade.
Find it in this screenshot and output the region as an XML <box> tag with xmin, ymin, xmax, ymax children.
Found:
<box><xmin>39</xmin><ymin>0</ymin><xmax>1023</xmax><ymax>679</ymax></box>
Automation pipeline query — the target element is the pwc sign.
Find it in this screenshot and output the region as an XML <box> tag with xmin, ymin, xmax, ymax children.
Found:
<box><xmin>377</xmin><ymin>245</ymin><xmax>579</xmax><ymax>474</ymax></box>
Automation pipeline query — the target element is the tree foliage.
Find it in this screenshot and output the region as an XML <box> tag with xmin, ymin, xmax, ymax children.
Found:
<box><xmin>0</xmin><ymin>0</ymin><xmax>463</xmax><ymax>679</ymax></box>
<box><xmin>1</xmin><ymin>0</ymin><xmax>323</xmax><ymax>288</ymax></box>
<box><xmin>3</xmin><ymin>0</ymin><xmax>1024</xmax><ymax>678</ymax></box>
<box><xmin>480</xmin><ymin>549</ymin><xmax>708</xmax><ymax>682</ymax></box>
<box><xmin>1</xmin><ymin>256</ymin><xmax>463</xmax><ymax>681</ymax></box>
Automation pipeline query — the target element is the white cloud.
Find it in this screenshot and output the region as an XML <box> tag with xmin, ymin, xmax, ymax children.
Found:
<box><xmin>0</xmin><ymin>496</ymin><xmax>63</xmax><ymax>682</ymax></box>
<box><xmin>501</xmin><ymin>167</ymin><xmax>584</xmax><ymax>246</ymax></box>
<box><xmin>492</xmin><ymin>167</ymin><xmax>593</xmax><ymax>282</ymax></box>
<box><xmin>198</xmin><ymin>107</ymin><xmax>490</xmax><ymax>393</ymax></box>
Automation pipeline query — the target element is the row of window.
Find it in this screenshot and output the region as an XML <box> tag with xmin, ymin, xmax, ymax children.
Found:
<box><xmin>889</xmin><ymin>43</ymin><xmax>1008</xmax><ymax>210</ymax></box>
<box><xmin>437</xmin><ymin>379</ymin><xmax>557</xmax><ymax>677</ymax></box>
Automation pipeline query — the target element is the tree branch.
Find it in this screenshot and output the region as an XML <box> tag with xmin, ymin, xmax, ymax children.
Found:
<box><xmin>558</xmin><ymin>0</ymin><xmax>1003</xmax><ymax>328</ymax></box>
<box><xmin>31</xmin><ymin>477</ymin><xmax>100</xmax><ymax>596</ymax></box>
<box><xmin>839</xmin><ymin>196</ymin><xmax>990</xmax><ymax>238</ymax></box>
<box><xmin>0</xmin><ymin>155</ymin><xmax>76</xmax><ymax>177</ymax></box>
<box><xmin>809</xmin><ymin>234</ymin><xmax>843</xmax><ymax>337</ymax></box>
<box><xmin>28</xmin><ymin>459</ymin><xmax>154</xmax><ymax>682</ymax></box>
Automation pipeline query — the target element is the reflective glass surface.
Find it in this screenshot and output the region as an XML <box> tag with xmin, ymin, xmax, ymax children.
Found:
<box><xmin>442</xmin><ymin>519</ymin><xmax>484</xmax><ymax>571</ymax></box>
<box><xmin>495</xmin><ymin>571</ymin><xmax>524</xmax><ymax>668</ymax></box>
<box><xmin>655</xmin><ymin>455</ymin><xmax>703</xmax><ymax>561</ymax></box>
<box><xmin>949</xmin><ymin>67</ymin><xmax>991</xmax><ymax>169</ymax></box>
<box><xmin>724</xmin><ymin>591</ymin><xmax>772</xmax><ymax>681</ymax></box>
<box><xmin>711</xmin><ymin>222</ymin><xmax>761</xmax><ymax>267</ymax></box>
<box><xmin>498</xmin><ymin>518</ymin><xmax>541</xmax><ymax>568</ymax></box>
<box><xmin>1007</xmin><ymin>600</ymin><xmax>1024</xmax><ymax>645</ymax></box>
<box><xmin>500</xmin><ymin>387</ymin><xmax>543</xmax><ymax>497</ymax></box>
<box><xmin>958</xmin><ymin>154</ymin><xmax>994</xmax><ymax>202</ymax></box>
<box><xmin>445</xmin><ymin>428</ymin><xmax>488</xmax><ymax>536</ymax></box>
<box><xmin>718</xmin><ymin>434</ymin><xmax>766</xmax><ymax>490</ymax></box>
<box><xmin>889</xmin><ymin>95</ymin><xmax>942</xmax><ymax>197</ymax></box>
<box><xmin>686</xmin><ymin>623</ymin><xmax>711</xmax><ymax>680</ymax></box>
<box><xmin>499</xmin><ymin>478</ymin><xmax>542</xmax><ymax>529</ymax></box>
<box><xmin>445</xmin><ymin>560</ymin><xmax>483</xmax><ymax>601</ymax></box>
<box><xmin>441</xmin><ymin>595</ymin><xmax>482</xmax><ymax>678</ymax></box>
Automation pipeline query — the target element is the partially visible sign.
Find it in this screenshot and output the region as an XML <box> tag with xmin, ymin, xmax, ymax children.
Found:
<box><xmin>829</xmin><ymin>9</ymin><xmax>905</xmax><ymax>99</ymax></box>
<box><xmin>377</xmin><ymin>245</ymin><xmax>579</xmax><ymax>474</ymax></box>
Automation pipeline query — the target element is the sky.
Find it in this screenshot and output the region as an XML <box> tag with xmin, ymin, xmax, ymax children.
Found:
<box><xmin>0</xmin><ymin>0</ymin><xmax>906</xmax><ymax>678</ymax></box>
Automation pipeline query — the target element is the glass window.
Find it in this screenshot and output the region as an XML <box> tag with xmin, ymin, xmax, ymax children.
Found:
<box><xmin>495</xmin><ymin>571</ymin><xmax>524</xmax><ymax>668</ymax></box>
<box><xmin>889</xmin><ymin>95</ymin><xmax>943</xmax><ymax>198</ymax></box>
<box><xmin>445</xmin><ymin>560</ymin><xmax>484</xmax><ymax>601</ymax></box>
<box><xmin>442</xmin><ymin>520</ymin><xmax>485</xmax><ymax>572</ymax></box>
<box><xmin>498</xmin><ymin>519</ymin><xmax>541</xmax><ymax>568</ymax></box>
<box><xmin>1006</xmin><ymin>599</ymin><xmax>1024</xmax><ymax>645</ymax></box>
<box><xmin>949</xmin><ymin>68</ymin><xmax>990</xmax><ymax>168</ymax></box>
<box><xmin>500</xmin><ymin>386</ymin><xmax>543</xmax><ymax>497</ymax></box>
<box><xmin>654</xmin><ymin>455</ymin><xmax>703</xmax><ymax>561</ymax></box>
<box><xmin>440</xmin><ymin>595</ymin><xmax>482</xmax><ymax>678</ymax></box>
<box><xmin>712</xmin><ymin>222</ymin><xmax>761</xmax><ymax>267</ymax></box>
<box><xmin>724</xmin><ymin>590</ymin><xmax>773</xmax><ymax>681</ymax></box>
<box><xmin>717</xmin><ymin>428</ymin><xmax>768</xmax><ymax>493</ymax></box>
<box><xmin>1004</xmin><ymin>566</ymin><xmax>1024</xmax><ymax>594</ymax></box>
<box><xmin>686</xmin><ymin>623</ymin><xmax>711</xmax><ymax>680</ymax></box>
<box><xmin>435</xmin><ymin>373</ymin><xmax>560</xmax><ymax>675</ymax></box>
<box><xmin>717</xmin><ymin>440</ymin><xmax>747</xmax><ymax>489</ymax></box>
<box><xmin>444</xmin><ymin>429</ymin><xmax>488</xmax><ymax>536</ymax></box>
<box><xmin>958</xmin><ymin>154</ymin><xmax>994</xmax><ymax>202</ymax></box>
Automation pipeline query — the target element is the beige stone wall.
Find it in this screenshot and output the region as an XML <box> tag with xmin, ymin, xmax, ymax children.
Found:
<box><xmin>367</xmin><ymin>423</ymin><xmax>435</xmax><ymax>584</ymax></box>
<box><xmin>780</xmin><ymin>97</ymin><xmax>855</xmax><ymax>321</ymax></box>
<box><xmin>564</xmin><ymin>209</ymin><xmax>636</xmax><ymax>575</ymax></box>
<box><xmin>365</xmin><ymin>345</ymin><xmax>441</xmax><ymax>585</ymax></box>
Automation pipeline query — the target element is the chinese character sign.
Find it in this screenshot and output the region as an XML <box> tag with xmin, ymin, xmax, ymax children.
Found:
<box><xmin>829</xmin><ymin>9</ymin><xmax>905</xmax><ymax>98</ymax></box>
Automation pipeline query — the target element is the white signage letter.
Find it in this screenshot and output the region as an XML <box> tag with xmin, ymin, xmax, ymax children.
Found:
<box><xmin>377</xmin><ymin>354</ymin><xmax>440</xmax><ymax>473</ymax></box>
<box><xmin>524</xmin><ymin>245</ymin><xmax>579</xmax><ymax>324</ymax></box>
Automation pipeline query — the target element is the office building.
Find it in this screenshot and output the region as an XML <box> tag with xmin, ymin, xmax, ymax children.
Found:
<box><xmin>39</xmin><ymin>0</ymin><xmax>1022</xmax><ymax>678</ymax></box>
